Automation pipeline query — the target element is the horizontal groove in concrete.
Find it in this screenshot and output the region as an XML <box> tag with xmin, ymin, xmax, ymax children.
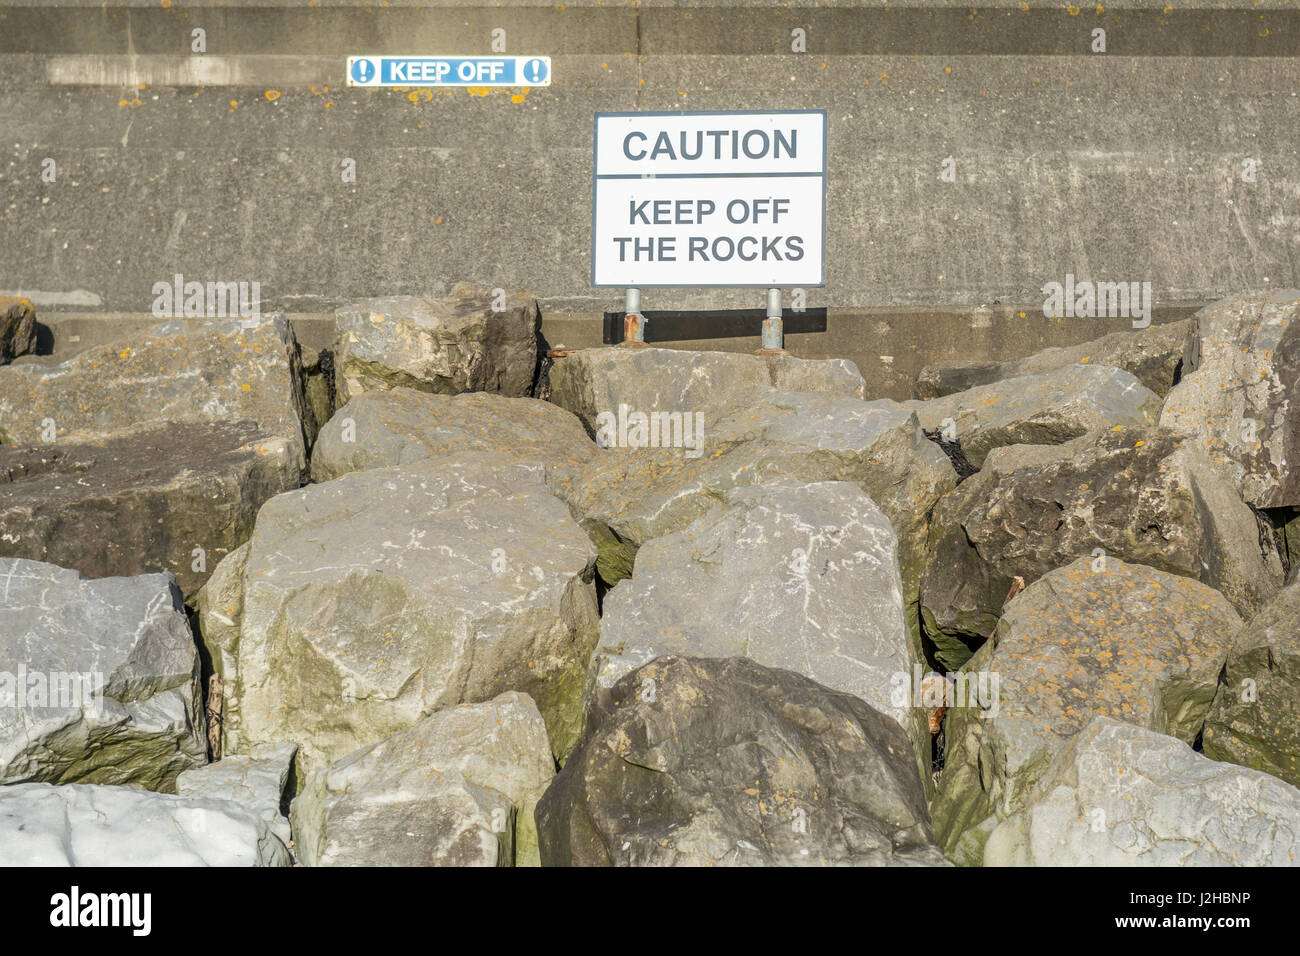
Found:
<box><xmin>2</xmin><ymin>7</ymin><xmax>1297</xmax><ymax>57</ymax></box>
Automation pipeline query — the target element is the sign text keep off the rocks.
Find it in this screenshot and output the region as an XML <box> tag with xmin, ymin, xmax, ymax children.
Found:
<box><xmin>591</xmin><ymin>111</ymin><xmax>827</xmax><ymax>288</ymax></box>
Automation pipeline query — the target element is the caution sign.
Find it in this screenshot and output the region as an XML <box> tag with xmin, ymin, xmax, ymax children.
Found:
<box><xmin>591</xmin><ymin>110</ymin><xmax>827</xmax><ymax>288</ymax></box>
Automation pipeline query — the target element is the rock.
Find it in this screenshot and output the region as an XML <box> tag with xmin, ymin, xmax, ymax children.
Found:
<box><xmin>175</xmin><ymin>742</ymin><xmax>297</xmax><ymax>844</ymax></box>
<box><xmin>553</xmin><ymin>389</ymin><xmax>956</xmax><ymax>647</ymax></box>
<box><xmin>0</xmin><ymin>297</ymin><xmax>37</xmax><ymax>365</ymax></box>
<box><xmin>904</xmin><ymin>364</ymin><xmax>1162</xmax><ymax>468</ymax></box>
<box><xmin>333</xmin><ymin>286</ymin><xmax>538</xmax><ymax>405</ymax></box>
<box><xmin>195</xmin><ymin>542</ymin><xmax>249</xmax><ymax>688</ymax></box>
<box><xmin>591</xmin><ymin>481</ymin><xmax>929</xmax><ymax>780</ymax></box>
<box><xmin>0</xmin><ymin>558</ymin><xmax>206</xmax><ymax>790</ymax></box>
<box><xmin>1159</xmin><ymin>290</ymin><xmax>1300</xmax><ymax>507</ymax></box>
<box><xmin>0</xmin><ymin>782</ymin><xmax>289</xmax><ymax>866</ymax></box>
<box><xmin>931</xmin><ymin>556</ymin><xmax>1241</xmax><ymax>865</ymax></box>
<box><xmin>985</xmin><ymin>717</ymin><xmax>1300</xmax><ymax>866</ymax></box>
<box><xmin>920</xmin><ymin>427</ymin><xmax>1282</xmax><ymax>670</ymax></box>
<box><xmin>0</xmin><ymin>421</ymin><xmax>302</xmax><ymax>597</ymax></box>
<box><xmin>536</xmin><ymin>656</ymin><xmax>948</xmax><ymax>867</ymax></box>
<box><xmin>548</xmin><ymin>346</ymin><xmax>866</xmax><ymax>434</ymax></box>
<box><xmin>291</xmin><ymin>692</ymin><xmax>554</xmax><ymax>867</ymax></box>
<box><xmin>0</xmin><ymin>314</ymin><xmax>311</xmax><ymax>471</ymax></box>
<box><xmin>1203</xmin><ymin>580</ymin><xmax>1300</xmax><ymax>788</ymax></box>
<box><xmin>311</xmin><ymin>387</ymin><xmax>599</xmax><ymax>484</ymax></box>
<box><xmin>224</xmin><ymin>458</ymin><xmax>598</xmax><ymax>777</ymax></box>
<box><xmin>916</xmin><ymin>320</ymin><xmax>1193</xmax><ymax>399</ymax></box>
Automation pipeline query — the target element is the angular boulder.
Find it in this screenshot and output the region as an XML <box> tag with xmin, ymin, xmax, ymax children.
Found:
<box><xmin>195</xmin><ymin>541</ymin><xmax>249</xmax><ymax>689</ymax></box>
<box><xmin>1159</xmin><ymin>290</ymin><xmax>1300</xmax><ymax>507</ymax></box>
<box><xmin>1203</xmin><ymin>580</ymin><xmax>1300</xmax><ymax>788</ymax></box>
<box><xmin>175</xmin><ymin>741</ymin><xmax>298</xmax><ymax>844</ymax></box>
<box><xmin>932</xmin><ymin>557</ymin><xmax>1242</xmax><ymax>865</ymax></box>
<box><xmin>920</xmin><ymin>427</ymin><xmax>1282</xmax><ymax>670</ymax></box>
<box><xmin>591</xmin><ymin>481</ymin><xmax>929</xmax><ymax>778</ymax></box>
<box><xmin>224</xmin><ymin>458</ymin><xmax>598</xmax><ymax>776</ymax></box>
<box><xmin>554</xmin><ymin>388</ymin><xmax>956</xmax><ymax>649</ymax></box>
<box><xmin>536</xmin><ymin>656</ymin><xmax>947</xmax><ymax>867</ymax></box>
<box><xmin>291</xmin><ymin>692</ymin><xmax>554</xmax><ymax>867</ymax></box>
<box><xmin>0</xmin><ymin>297</ymin><xmax>37</xmax><ymax>365</ymax></box>
<box><xmin>0</xmin><ymin>782</ymin><xmax>289</xmax><ymax>866</ymax></box>
<box><xmin>916</xmin><ymin>319</ymin><xmax>1192</xmax><ymax>399</ymax></box>
<box><xmin>311</xmin><ymin>387</ymin><xmax>599</xmax><ymax>484</ymax></box>
<box><xmin>333</xmin><ymin>286</ymin><xmax>538</xmax><ymax>405</ymax></box>
<box><xmin>0</xmin><ymin>558</ymin><xmax>206</xmax><ymax>790</ymax></box>
<box><xmin>0</xmin><ymin>314</ymin><xmax>310</xmax><ymax>470</ymax></box>
<box><xmin>905</xmin><ymin>364</ymin><xmax>1161</xmax><ymax>468</ymax></box>
<box><xmin>0</xmin><ymin>421</ymin><xmax>302</xmax><ymax>597</ymax></box>
<box><xmin>548</xmin><ymin>346</ymin><xmax>866</xmax><ymax>434</ymax></box>
<box><xmin>985</xmin><ymin>717</ymin><xmax>1300</xmax><ymax>866</ymax></box>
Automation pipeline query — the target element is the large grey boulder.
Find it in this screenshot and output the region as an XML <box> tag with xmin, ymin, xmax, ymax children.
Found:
<box><xmin>291</xmin><ymin>692</ymin><xmax>554</xmax><ymax>867</ymax></box>
<box><xmin>175</xmin><ymin>741</ymin><xmax>297</xmax><ymax>844</ymax></box>
<box><xmin>1159</xmin><ymin>290</ymin><xmax>1300</xmax><ymax>507</ymax></box>
<box><xmin>0</xmin><ymin>421</ymin><xmax>302</xmax><ymax>597</ymax></box>
<box><xmin>0</xmin><ymin>558</ymin><xmax>206</xmax><ymax>791</ymax></box>
<box><xmin>311</xmin><ymin>387</ymin><xmax>599</xmax><ymax>484</ymax></box>
<box><xmin>920</xmin><ymin>427</ymin><xmax>1282</xmax><ymax>670</ymax></box>
<box><xmin>985</xmin><ymin>717</ymin><xmax>1300</xmax><ymax>866</ymax></box>
<box><xmin>221</xmin><ymin>458</ymin><xmax>598</xmax><ymax>777</ymax></box>
<box><xmin>0</xmin><ymin>297</ymin><xmax>37</xmax><ymax>365</ymax></box>
<box><xmin>932</xmin><ymin>556</ymin><xmax>1242</xmax><ymax>865</ymax></box>
<box><xmin>548</xmin><ymin>346</ymin><xmax>866</xmax><ymax>435</ymax></box>
<box><xmin>0</xmin><ymin>314</ymin><xmax>310</xmax><ymax>470</ymax></box>
<box><xmin>333</xmin><ymin>286</ymin><xmax>538</xmax><ymax>405</ymax></box>
<box><xmin>591</xmin><ymin>481</ymin><xmax>929</xmax><ymax>780</ymax></box>
<box><xmin>904</xmin><ymin>364</ymin><xmax>1161</xmax><ymax>468</ymax></box>
<box><xmin>916</xmin><ymin>320</ymin><xmax>1192</xmax><ymax>399</ymax></box>
<box><xmin>1203</xmin><ymin>580</ymin><xmax>1300</xmax><ymax>789</ymax></box>
<box><xmin>0</xmin><ymin>782</ymin><xmax>289</xmax><ymax>866</ymax></box>
<box><xmin>536</xmin><ymin>656</ymin><xmax>948</xmax><ymax>867</ymax></box>
<box><xmin>553</xmin><ymin>388</ymin><xmax>956</xmax><ymax>652</ymax></box>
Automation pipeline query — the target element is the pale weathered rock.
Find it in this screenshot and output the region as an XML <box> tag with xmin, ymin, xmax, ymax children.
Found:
<box><xmin>0</xmin><ymin>314</ymin><xmax>310</xmax><ymax>470</ymax></box>
<box><xmin>225</xmin><ymin>458</ymin><xmax>598</xmax><ymax>776</ymax></box>
<box><xmin>548</xmin><ymin>346</ymin><xmax>865</xmax><ymax>434</ymax></box>
<box><xmin>195</xmin><ymin>542</ymin><xmax>249</xmax><ymax>687</ymax></box>
<box><xmin>333</xmin><ymin>286</ymin><xmax>538</xmax><ymax>405</ymax></box>
<box><xmin>0</xmin><ymin>558</ymin><xmax>206</xmax><ymax>790</ymax></box>
<box><xmin>1203</xmin><ymin>580</ymin><xmax>1300</xmax><ymax>789</ymax></box>
<box><xmin>0</xmin><ymin>297</ymin><xmax>37</xmax><ymax>365</ymax></box>
<box><xmin>920</xmin><ymin>427</ymin><xmax>1282</xmax><ymax>670</ymax></box>
<box><xmin>311</xmin><ymin>387</ymin><xmax>599</xmax><ymax>484</ymax></box>
<box><xmin>985</xmin><ymin>717</ymin><xmax>1300</xmax><ymax>866</ymax></box>
<box><xmin>916</xmin><ymin>320</ymin><xmax>1192</xmax><ymax>399</ymax></box>
<box><xmin>932</xmin><ymin>557</ymin><xmax>1241</xmax><ymax>865</ymax></box>
<box><xmin>592</xmin><ymin>481</ymin><xmax>929</xmax><ymax>778</ymax></box>
<box><xmin>904</xmin><ymin>364</ymin><xmax>1161</xmax><ymax>467</ymax></box>
<box><xmin>553</xmin><ymin>388</ymin><xmax>956</xmax><ymax>652</ymax></box>
<box><xmin>176</xmin><ymin>741</ymin><xmax>298</xmax><ymax>844</ymax></box>
<box><xmin>291</xmin><ymin>692</ymin><xmax>554</xmax><ymax>867</ymax></box>
<box><xmin>537</xmin><ymin>656</ymin><xmax>948</xmax><ymax>867</ymax></box>
<box><xmin>0</xmin><ymin>782</ymin><xmax>289</xmax><ymax>866</ymax></box>
<box><xmin>0</xmin><ymin>421</ymin><xmax>302</xmax><ymax>596</ymax></box>
<box><xmin>1159</xmin><ymin>290</ymin><xmax>1300</xmax><ymax>507</ymax></box>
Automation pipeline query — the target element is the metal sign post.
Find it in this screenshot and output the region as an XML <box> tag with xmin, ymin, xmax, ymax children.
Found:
<box><xmin>760</xmin><ymin>287</ymin><xmax>784</xmax><ymax>353</ymax></box>
<box><xmin>622</xmin><ymin>287</ymin><xmax>646</xmax><ymax>345</ymax></box>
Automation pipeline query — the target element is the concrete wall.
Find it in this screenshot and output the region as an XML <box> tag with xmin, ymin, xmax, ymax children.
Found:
<box><xmin>2</xmin><ymin>1</ymin><xmax>1296</xmax><ymax>393</ymax></box>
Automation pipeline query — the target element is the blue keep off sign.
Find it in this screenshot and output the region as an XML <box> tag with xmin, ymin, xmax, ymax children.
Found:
<box><xmin>347</xmin><ymin>56</ymin><xmax>551</xmax><ymax>88</ymax></box>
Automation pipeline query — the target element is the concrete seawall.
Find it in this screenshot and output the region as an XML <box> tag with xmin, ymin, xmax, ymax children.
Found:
<box><xmin>2</xmin><ymin>0</ymin><xmax>1296</xmax><ymax>394</ymax></box>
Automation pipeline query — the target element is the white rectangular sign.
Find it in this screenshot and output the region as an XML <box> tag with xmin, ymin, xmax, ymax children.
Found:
<box><xmin>591</xmin><ymin>110</ymin><xmax>827</xmax><ymax>288</ymax></box>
